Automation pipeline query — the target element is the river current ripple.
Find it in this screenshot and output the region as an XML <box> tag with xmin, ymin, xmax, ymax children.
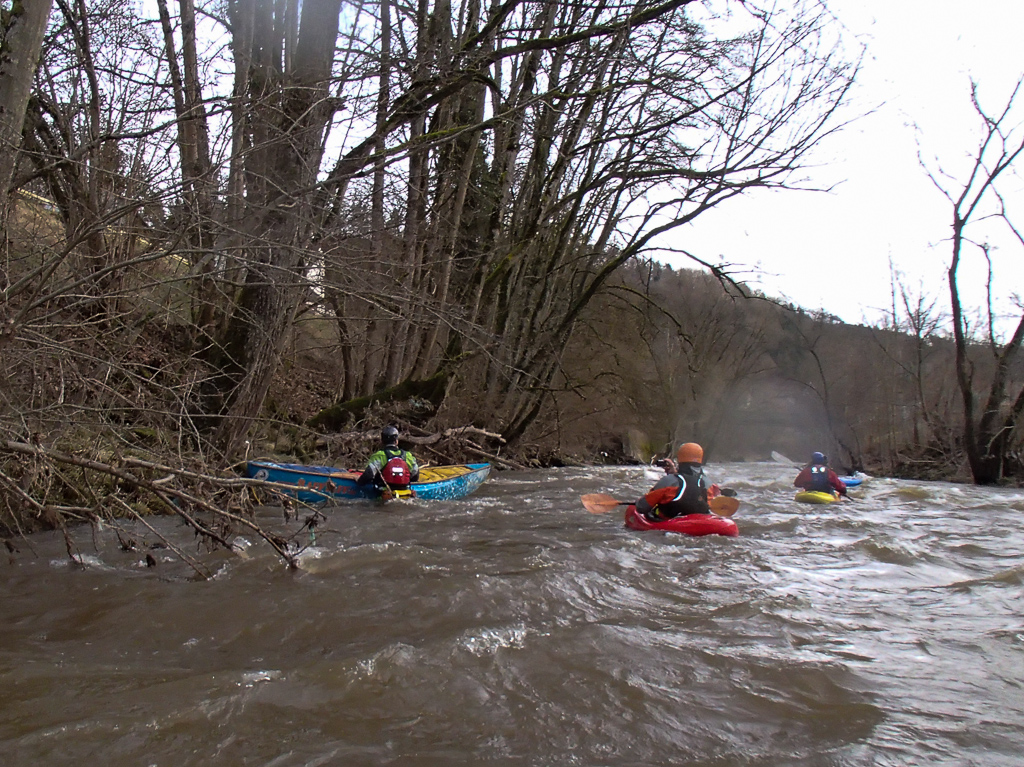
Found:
<box><xmin>2</xmin><ymin>462</ymin><xmax>1023</xmax><ymax>766</ymax></box>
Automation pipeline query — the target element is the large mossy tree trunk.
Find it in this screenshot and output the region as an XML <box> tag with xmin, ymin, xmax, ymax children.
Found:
<box><xmin>211</xmin><ymin>0</ymin><xmax>343</xmax><ymax>458</ymax></box>
<box><xmin>307</xmin><ymin>373</ymin><xmax>450</xmax><ymax>431</ymax></box>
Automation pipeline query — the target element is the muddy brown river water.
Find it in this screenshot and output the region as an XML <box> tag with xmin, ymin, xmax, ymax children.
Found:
<box><xmin>2</xmin><ymin>462</ymin><xmax>1023</xmax><ymax>766</ymax></box>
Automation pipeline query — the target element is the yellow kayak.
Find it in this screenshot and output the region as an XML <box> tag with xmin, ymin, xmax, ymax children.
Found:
<box><xmin>794</xmin><ymin>490</ymin><xmax>839</xmax><ymax>504</ymax></box>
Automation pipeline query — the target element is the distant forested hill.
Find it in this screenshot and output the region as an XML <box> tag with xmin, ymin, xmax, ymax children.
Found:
<box><xmin>542</xmin><ymin>261</ymin><xmax>990</xmax><ymax>482</ymax></box>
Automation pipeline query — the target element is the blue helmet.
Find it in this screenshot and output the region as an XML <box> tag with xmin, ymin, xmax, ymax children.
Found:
<box><xmin>811</xmin><ymin>451</ymin><xmax>827</xmax><ymax>465</ymax></box>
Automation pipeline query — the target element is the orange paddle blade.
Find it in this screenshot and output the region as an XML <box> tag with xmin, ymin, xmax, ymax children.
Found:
<box><xmin>582</xmin><ymin>493</ymin><xmax>739</xmax><ymax>517</ymax></box>
<box><xmin>709</xmin><ymin>495</ymin><xmax>740</xmax><ymax>517</ymax></box>
<box><xmin>580</xmin><ymin>493</ymin><xmax>629</xmax><ymax>514</ymax></box>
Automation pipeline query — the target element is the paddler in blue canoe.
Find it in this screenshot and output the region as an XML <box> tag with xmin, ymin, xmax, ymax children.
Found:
<box><xmin>357</xmin><ymin>425</ymin><xmax>421</xmax><ymax>493</ymax></box>
<box><xmin>635</xmin><ymin>442</ymin><xmax>723</xmax><ymax>521</ymax></box>
<box><xmin>793</xmin><ymin>452</ymin><xmax>847</xmax><ymax>497</ymax></box>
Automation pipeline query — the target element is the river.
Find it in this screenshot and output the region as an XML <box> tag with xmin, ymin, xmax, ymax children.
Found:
<box><xmin>1</xmin><ymin>462</ymin><xmax>1023</xmax><ymax>766</ymax></box>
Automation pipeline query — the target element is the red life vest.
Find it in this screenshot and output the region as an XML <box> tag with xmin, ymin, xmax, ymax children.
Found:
<box><xmin>380</xmin><ymin>448</ymin><xmax>413</xmax><ymax>487</ymax></box>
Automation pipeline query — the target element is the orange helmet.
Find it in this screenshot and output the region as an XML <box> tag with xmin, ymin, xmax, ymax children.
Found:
<box><xmin>676</xmin><ymin>442</ymin><xmax>704</xmax><ymax>464</ymax></box>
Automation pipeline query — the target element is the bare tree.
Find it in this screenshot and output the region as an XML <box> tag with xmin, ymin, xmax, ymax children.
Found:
<box><xmin>195</xmin><ymin>0</ymin><xmax>856</xmax><ymax>452</ymax></box>
<box><xmin>926</xmin><ymin>77</ymin><xmax>1024</xmax><ymax>484</ymax></box>
<box><xmin>2</xmin><ymin>0</ymin><xmax>860</xmax><ymax>466</ymax></box>
<box><xmin>397</xmin><ymin>0</ymin><xmax>859</xmax><ymax>443</ymax></box>
<box><xmin>207</xmin><ymin>0</ymin><xmax>346</xmax><ymax>458</ymax></box>
<box><xmin>862</xmin><ymin>263</ymin><xmax>962</xmax><ymax>475</ymax></box>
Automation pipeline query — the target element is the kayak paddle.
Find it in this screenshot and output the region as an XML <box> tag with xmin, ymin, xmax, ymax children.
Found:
<box><xmin>580</xmin><ymin>493</ymin><xmax>740</xmax><ymax>518</ymax></box>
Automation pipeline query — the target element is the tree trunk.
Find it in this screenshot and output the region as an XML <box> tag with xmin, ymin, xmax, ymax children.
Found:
<box><xmin>0</xmin><ymin>0</ymin><xmax>53</xmax><ymax>240</ymax></box>
<box><xmin>938</xmin><ymin>81</ymin><xmax>1024</xmax><ymax>484</ymax></box>
<box><xmin>213</xmin><ymin>0</ymin><xmax>344</xmax><ymax>458</ymax></box>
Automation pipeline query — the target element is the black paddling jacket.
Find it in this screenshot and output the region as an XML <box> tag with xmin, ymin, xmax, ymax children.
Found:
<box><xmin>635</xmin><ymin>464</ymin><xmax>710</xmax><ymax>520</ymax></box>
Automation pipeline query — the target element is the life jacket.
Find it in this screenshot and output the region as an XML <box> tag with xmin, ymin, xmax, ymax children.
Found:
<box><xmin>650</xmin><ymin>465</ymin><xmax>709</xmax><ymax>519</ymax></box>
<box><xmin>807</xmin><ymin>464</ymin><xmax>831</xmax><ymax>492</ymax></box>
<box><xmin>379</xmin><ymin>447</ymin><xmax>413</xmax><ymax>487</ymax></box>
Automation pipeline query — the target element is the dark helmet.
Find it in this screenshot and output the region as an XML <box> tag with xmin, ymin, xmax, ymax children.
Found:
<box><xmin>811</xmin><ymin>451</ymin><xmax>827</xmax><ymax>465</ymax></box>
<box><xmin>381</xmin><ymin>425</ymin><xmax>399</xmax><ymax>445</ymax></box>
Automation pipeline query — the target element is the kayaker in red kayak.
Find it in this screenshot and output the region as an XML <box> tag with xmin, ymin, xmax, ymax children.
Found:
<box><xmin>635</xmin><ymin>442</ymin><xmax>722</xmax><ymax>521</ymax></box>
<box><xmin>793</xmin><ymin>452</ymin><xmax>847</xmax><ymax>497</ymax></box>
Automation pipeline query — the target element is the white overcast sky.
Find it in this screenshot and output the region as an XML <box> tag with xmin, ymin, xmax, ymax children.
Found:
<box><xmin>666</xmin><ymin>0</ymin><xmax>1024</xmax><ymax>332</ymax></box>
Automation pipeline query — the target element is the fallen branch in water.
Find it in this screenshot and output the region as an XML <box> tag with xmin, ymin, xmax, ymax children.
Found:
<box><xmin>400</xmin><ymin>425</ymin><xmax>507</xmax><ymax>447</ymax></box>
<box><xmin>310</xmin><ymin>421</ymin><xmax>514</xmax><ymax>468</ymax></box>
<box><xmin>463</xmin><ymin>441</ymin><xmax>526</xmax><ymax>470</ymax></box>
<box><xmin>0</xmin><ymin>438</ymin><xmax>322</xmax><ymax>574</ymax></box>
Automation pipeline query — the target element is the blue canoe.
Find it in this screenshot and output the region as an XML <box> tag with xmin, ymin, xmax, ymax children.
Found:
<box><xmin>838</xmin><ymin>475</ymin><xmax>864</xmax><ymax>487</ymax></box>
<box><xmin>246</xmin><ymin>460</ymin><xmax>491</xmax><ymax>504</ymax></box>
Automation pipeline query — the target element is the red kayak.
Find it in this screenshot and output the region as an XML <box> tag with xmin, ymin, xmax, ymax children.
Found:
<box><xmin>624</xmin><ymin>505</ymin><xmax>739</xmax><ymax>537</ymax></box>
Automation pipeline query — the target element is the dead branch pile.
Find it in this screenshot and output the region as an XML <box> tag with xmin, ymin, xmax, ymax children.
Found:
<box><xmin>0</xmin><ymin>418</ymin><xmax>515</xmax><ymax>575</ymax></box>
